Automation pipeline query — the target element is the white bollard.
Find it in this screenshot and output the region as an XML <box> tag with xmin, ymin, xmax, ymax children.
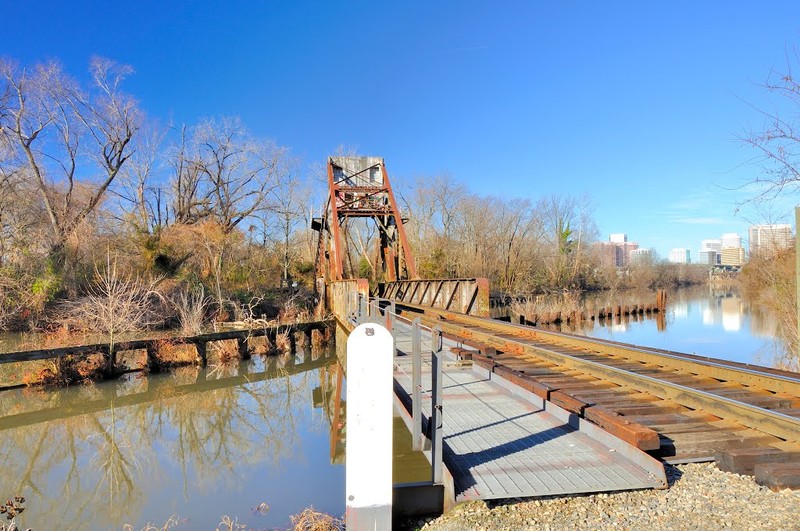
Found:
<box><xmin>346</xmin><ymin>323</ymin><xmax>393</xmax><ymax>529</ymax></box>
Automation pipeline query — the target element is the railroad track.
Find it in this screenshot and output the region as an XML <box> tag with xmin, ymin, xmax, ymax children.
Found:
<box><xmin>395</xmin><ymin>302</ymin><xmax>800</xmax><ymax>488</ymax></box>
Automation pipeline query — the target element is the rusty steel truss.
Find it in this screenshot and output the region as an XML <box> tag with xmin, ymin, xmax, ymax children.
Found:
<box><xmin>381</xmin><ymin>278</ymin><xmax>490</xmax><ymax>317</ymax></box>
<box><xmin>313</xmin><ymin>157</ymin><xmax>417</xmax><ymax>287</ymax></box>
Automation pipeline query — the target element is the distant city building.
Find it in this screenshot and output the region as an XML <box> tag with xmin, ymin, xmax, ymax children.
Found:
<box><xmin>720</xmin><ymin>246</ymin><xmax>745</xmax><ymax>267</ymax></box>
<box><xmin>697</xmin><ymin>233</ymin><xmax>745</xmax><ymax>266</ymax></box>
<box><xmin>701</xmin><ymin>239</ymin><xmax>722</xmax><ymax>252</ymax></box>
<box><xmin>593</xmin><ymin>234</ymin><xmax>638</xmax><ymax>267</ymax></box>
<box><xmin>668</xmin><ymin>248</ymin><xmax>691</xmax><ymax>264</ymax></box>
<box><xmin>619</xmin><ymin>242</ymin><xmax>639</xmax><ymax>265</ymax></box>
<box><xmin>749</xmin><ymin>224</ymin><xmax>792</xmax><ymax>257</ymax></box>
<box><xmin>721</xmin><ymin>233</ymin><xmax>742</xmax><ymax>249</ymax></box>
<box><xmin>594</xmin><ymin>242</ymin><xmax>619</xmax><ymax>268</ymax></box>
<box><xmin>629</xmin><ymin>248</ymin><xmax>652</xmax><ymax>264</ymax></box>
<box><xmin>697</xmin><ymin>249</ymin><xmax>719</xmax><ymax>265</ymax></box>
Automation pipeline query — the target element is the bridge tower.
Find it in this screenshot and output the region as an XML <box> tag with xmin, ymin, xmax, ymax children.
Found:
<box><xmin>313</xmin><ymin>156</ymin><xmax>417</xmax><ymax>293</ymax></box>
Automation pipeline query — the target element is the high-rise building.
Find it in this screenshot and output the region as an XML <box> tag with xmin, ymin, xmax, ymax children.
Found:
<box><xmin>629</xmin><ymin>248</ymin><xmax>652</xmax><ymax>264</ymax></box>
<box><xmin>749</xmin><ymin>224</ymin><xmax>792</xmax><ymax>257</ymax></box>
<box><xmin>668</xmin><ymin>248</ymin><xmax>691</xmax><ymax>264</ymax></box>
<box><xmin>593</xmin><ymin>235</ymin><xmax>638</xmax><ymax>267</ymax></box>
<box><xmin>619</xmin><ymin>242</ymin><xmax>639</xmax><ymax>265</ymax></box>
<box><xmin>594</xmin><ymin>242</ymin><xmax>619</xmax><ymax>268</ymax></box>
<box><xmin>697</xmin><ymin>250</ymin><xmax>719</xmax><ymax>265</ymax></box>
<box><xmin>701</xmin><ymin>239</ymin><xmax>722</xmax><ymax>252</ymax></box>
<box><xmin>721</xmin><ymin>233</ymin><xmax>741</xmax><ymax>249</ymax></box>
<box><xmin>720</xmin><ymin>247</ymin><xmax>745</xmax><ymax>267</ymax></box>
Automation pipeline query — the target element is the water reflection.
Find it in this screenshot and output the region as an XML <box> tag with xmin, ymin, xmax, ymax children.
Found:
<box><xmin>0</xmin><ymin>347</ymin><xmax>345</xmax><ymax>529</ymax></box>
<box><xmin>492</xmin><ymin>286</ymin><xmax>797</xmax><ymax>372</ymax></box>
<box><xmin>576</xmin><ymin>285</ymin><xmax>798</xmax><ymax>372</ymax></box>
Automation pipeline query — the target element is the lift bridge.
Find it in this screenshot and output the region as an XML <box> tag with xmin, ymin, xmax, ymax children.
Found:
<box><xmin>312</xmin><ymin>157</ymin><xmax>800</xmax><ymax>524</ymax></box>
<box><xmin>312</xmin><ymin>156</ymin><xmax>489</xmax><ymax>318</ymax></box>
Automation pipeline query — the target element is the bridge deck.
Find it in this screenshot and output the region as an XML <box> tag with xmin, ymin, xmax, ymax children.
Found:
<box><xmin>391</xmin><ymin>320</ymin><xmax>666</xmax><ymax>501</ymax></box>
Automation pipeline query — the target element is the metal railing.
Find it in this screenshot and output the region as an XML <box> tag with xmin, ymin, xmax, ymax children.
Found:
<box><xmin>349</xmin><ymin>294</ymin><xmax>445</xmax><ymax>485</ymax></box>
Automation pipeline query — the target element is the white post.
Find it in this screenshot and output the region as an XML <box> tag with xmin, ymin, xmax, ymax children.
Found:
<box><xmin>346</xmin><ymin>323</ymin><xmax>394</xmax><ymax>529</ymax></box>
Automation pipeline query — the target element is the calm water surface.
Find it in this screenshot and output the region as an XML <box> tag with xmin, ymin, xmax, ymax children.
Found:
<box><xmin>0</xmin><ymin>350</ymin><xmax>346</xmax><ymax>529</ymax></box>
<box><xmin>565</xmin><ymin>285</ymin><xmax>798</xmax><ymax>372</ymax></box>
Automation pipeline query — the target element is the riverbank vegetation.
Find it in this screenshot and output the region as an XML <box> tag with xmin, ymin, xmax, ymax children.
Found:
<box><xmin>739</xmin><ymin>247</ymin><xmax>798</xmax><ymax>351</ymax></box>
<box><xmin>0</xmin><ymin>57</ymin><xmax>708</xmax><ymax>338</ymax></box>
<box><xmin>736</xmin><ymin>51</ymin><xmax>800</xmax><ymax>357</ymax></box>
<box><xmin>399</xmin><ymin>177</ymin><xmax>708</xmax><ymax>295</ymax></box>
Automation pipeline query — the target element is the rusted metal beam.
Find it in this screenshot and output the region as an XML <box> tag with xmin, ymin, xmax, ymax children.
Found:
<box><xmin>381</xmin><ymin>278</ymin><xmax>490</xmax><ymax>317</ymax></box>
<box><xmin>326</xmin><ymin>161</ymin><xmax>345</xmax><ymax>280</ymax></box>
<box><xmin>316</xmin><ymin>157</ymin><xmax>417</xmax><ymax>283</ymax></box>
<box><xmin>380</xmin><ymin>162</ymin><xmax>417</xmax><ymax>279</ymax></box>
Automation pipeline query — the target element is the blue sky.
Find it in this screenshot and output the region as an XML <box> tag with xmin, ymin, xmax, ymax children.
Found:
<box><xmin>4</xmin><ymin>1</ymin><xmax>800</xmax><ymax>258</ymax></box>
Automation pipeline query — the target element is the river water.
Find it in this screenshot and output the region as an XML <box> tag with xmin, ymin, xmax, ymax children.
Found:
<box><xmin>0</xmin><ymin>284</ymin><xmax>796</xmax><ymax>529</ymax></box>
<box><xmin>0</xmin><ymin>349</ymin><xmax>348</xmax><ymax>529</ymax></box>
<box><xmin>569</xmin><ymin>285</ymin><xmax>798</xmax><ymax>373</ymax></box>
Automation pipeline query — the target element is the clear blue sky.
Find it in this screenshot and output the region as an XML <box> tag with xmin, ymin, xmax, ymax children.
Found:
<box><xmin>4</xmin><ymin>1</ymin><xmax>800</xmax><ymax>258</ymax></box>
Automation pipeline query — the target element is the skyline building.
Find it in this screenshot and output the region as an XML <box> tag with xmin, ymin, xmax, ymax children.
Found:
<box><xmin>720</xmin><ymin>246</ymin><xmax>745</xmax><ymax>267</ymax></box>
<box><xmin>749</xmin><ymin>224</ymin><xmax>792</xmax><ymax>257</ymax></box>
<box><xmin>696</xmin><ymin>232</ymin><xmax>744</xmax><ymax>266</ymax></box>
<box><xmin>629</xmin><ymin>248</ymin><xmax>652</xmax><ymax>264</ymax></box>
<box><xmin>697</xmin><ymin>250</ymin><xmax>718</xmax><ymax>265</ymax></box>
<box><xmin>593</xmin><ymin>234</ymin><xmax>638</xmax><ymax>267</ymax></box>
<box><xmin>701</xmin><ymin>239</ymin><xmax>722</xmax><ymax>252</ymax></box>
<box><xmin>721</xmin><ymin>233</ymin><xmax>741</xmax><ymax>249</ymax></box>
<box><xmin>668</xmin><ymin>248</ymin><xmax>691</xmax><ymax>264</ymax></box>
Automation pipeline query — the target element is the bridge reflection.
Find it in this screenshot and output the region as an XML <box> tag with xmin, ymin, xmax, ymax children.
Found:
<box><xmin>0</xmin><ymin>344</ymin><xmax>344</xmax><ymax>529</ymax></box>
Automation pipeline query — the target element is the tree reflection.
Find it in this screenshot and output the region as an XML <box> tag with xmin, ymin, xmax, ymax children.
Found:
<box><xmin>0</xmin><ymin>349</ymin><xmax>337</xmax><ymax>529</ymax></box>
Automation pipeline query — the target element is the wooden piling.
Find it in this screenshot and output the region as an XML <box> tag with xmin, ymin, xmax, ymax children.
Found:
<box><xmin>195</xmin><ymin>341</ymin><xmax>208</xmax><ymax>366</ymax></box>
<box><xmin>237</xmin><ymin>337</ymin><xmax>250</xmax><ymax>360</ymax></box>
<box><xmin>145</xmin><ymin>344</ymin><xmax>160</xmax><ymax>373</ymax></box>
<box><xmin>656</xmin><ymin>289</ymin><xmax>667</xmax><ymax>311</ymax></box>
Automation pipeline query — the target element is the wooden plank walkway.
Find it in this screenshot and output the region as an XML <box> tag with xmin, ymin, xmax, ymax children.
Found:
<box><xmin>391</xmin><ymin>319</ymin><xmax>667</xmax><ymax>501</ymax></box>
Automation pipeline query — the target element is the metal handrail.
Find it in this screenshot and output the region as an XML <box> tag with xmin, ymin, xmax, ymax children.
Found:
<box><xmin>350</xmin><ymin>294</ymin><xmax>444</xmax><ymax>484</ymax></box>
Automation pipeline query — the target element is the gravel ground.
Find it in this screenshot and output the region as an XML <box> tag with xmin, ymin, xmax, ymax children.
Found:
<box><xmin>397</xmin><ymin>463</ymin><xmax>800</xmax><ymax>530</ymax></box>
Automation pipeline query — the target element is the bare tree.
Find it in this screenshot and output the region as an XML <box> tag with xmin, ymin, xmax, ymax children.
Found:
<box><xmin>170</xmin><ymin>124</ymin><xmax>204</xmax><ymax>225</ymax></box>
<box><xmin>401</xmin><ymin>173</ymin><xmax>466</xmax><ymax>277</ymax></box>
<box><xmin>61</xmin><ymin>254</ymin><xmax>166</xmax><ymax>355</ymax></box>
<box><xmin>170</xmin><ymin>117</ymin><xmax>289</xmax><ymax>233</ymax></box>
<box><xmin>738</xmin><ymin>50</ymin><xmax>800</xmax><ymax>208</ymax></box>
<box><xmin>112</xmin><ymin>122</ymin><xmax>169</xmax><ymax>234</ymax></box>
<box><xmin>263</xmin><ymin>164</ymin><xmax>305</xmax><ymax>283</ymax></box>
<box><xmin>0</xmin><ymin>57</ymin><xmax>141</xmax><ymax>267</ymax></box>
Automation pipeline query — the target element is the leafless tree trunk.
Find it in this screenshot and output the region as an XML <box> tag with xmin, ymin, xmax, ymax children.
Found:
<box><xmin>170</xmin><ymin>124</ymin><xmax>204</xmax><ymax>225</ymax></box>
<box><xmin>264</xmin><ymin>164</ymin><xmax>303</xmax><ymax>283</ymax></box>
<box><xmin>112</xmin><ymin>122</ymin><xmax>169</xmax><ymax>234</ymax></box>
<box><xmin>0</xmin><ymin>57</ymin><xmax>141</xmax><ymax>268</ymax></box>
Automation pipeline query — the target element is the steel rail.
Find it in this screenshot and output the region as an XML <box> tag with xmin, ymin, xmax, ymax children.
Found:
<box><xmin>396</xmin><ymin>302</ymin><xmax>800</xmax><ymax>444</ymax></box>
<box><xmin>398</xmin><ymin>302</ymin><xmax>800</xmax><ymax>395</ymax></box>
<box><xmin>573</xmin><ymin>335</ymin><xmax>800</xmax><ymax>380</ymax></box>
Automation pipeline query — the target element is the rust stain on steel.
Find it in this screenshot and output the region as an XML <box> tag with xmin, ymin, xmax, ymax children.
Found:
<box><xmin>314</xmin><ymin>157</ymin><xmax>417</xmax><ymax>285</ymax></box>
